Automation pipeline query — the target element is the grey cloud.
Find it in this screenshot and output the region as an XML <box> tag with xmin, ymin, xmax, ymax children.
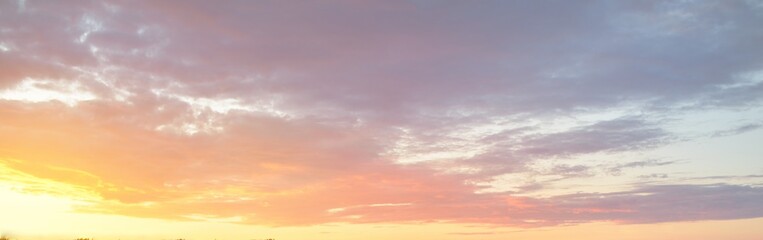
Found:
<box><xmin>427</xmin><ymin>118</ymin><xmax>671</xmax><ymax>179</ymax></box>
<box><xmin>5</xmin><ymin>0</ymin><xmax>762</xmax><ymax>120</ymax></box>
<box><xmin>516</xmin><ymin>118</ymin><xmax>671</xmax><ymax>157</ymax></box>
<box><xmin>3</xmin><ymin>0</ymin><xmax>762</xmax><ymax>135</ymax></box>
<box><xmin>712</xmin><ymin>122</ymin><xmax>763</xmax><ymax>137</ymax></box>
<box><xmin>607</xmin><ymin>159</ymin><xmax>677</xmax><ymax>175</ymax></box>
<box><xmin>550</xmin><ymin>164</ymin><xmax>593</xmax><ymax>178</ymax></box>
<box><xmin>638</xmin><ymin>173</ymin><xmax>670</xmax><ymax>179</ymax></box>
<box><xmin>539</xmin><ymin>184</ymin><xmax>763</xmax><ymax>224</ymax></box>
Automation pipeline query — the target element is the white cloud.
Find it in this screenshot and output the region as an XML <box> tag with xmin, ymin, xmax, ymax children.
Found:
<box><xmin>719</xmin><ymin>69</ymin><xmax>763</xmax><ymax>90</ymax></box>
<box><xmin>0</xmin><ymin>78</ymin><xmax>96</xmax><ymax>106</ymax></box>
<box><xmin>78</xmin><ymin>15</ymin><xmax>104</xmax><ymax>43</ymax></box>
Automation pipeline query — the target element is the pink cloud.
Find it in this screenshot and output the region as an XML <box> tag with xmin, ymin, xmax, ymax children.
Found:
<box><xmin>1</xmin><ymin>0</ymin><xmax>762</xmax><ymax>228</ymax></box>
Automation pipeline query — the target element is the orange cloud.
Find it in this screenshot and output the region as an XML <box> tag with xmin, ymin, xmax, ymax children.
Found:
<box><xmin>1</xmin><ymin>0</ymin><xmax>763</xmax><ymax>232</ymax></box>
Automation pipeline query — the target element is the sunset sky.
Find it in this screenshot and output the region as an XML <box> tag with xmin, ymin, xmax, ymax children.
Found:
<box><xmin>1</xmin><ymin>0</ymin><xmax>763</xmax><ymax>239</ymax></box>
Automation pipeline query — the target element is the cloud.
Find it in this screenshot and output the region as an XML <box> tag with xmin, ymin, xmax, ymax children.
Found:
<box><xmin>712</xmin><ymin>122</ymin><xmax>763</xmax><ymax>137</ymax></box>
<box><xmin>538</xmin><ymin>184</ymin><xmax>763</xmax><ymax>224</ymax></box>
<box><xmin>607</xmin><ymin>159</ymin><xmax>678</xmax><ymax>175</ymax></box>
<box><xmin>0</xmin><ymin>0</ymin><xmax>762</xmax><ymax>228</ymax></box>
<box><xmin>550</xmin><ymin>164</ymin><xmax>593</xmax><ymax>178</ymax></box>
<box><xmin>515</xmin><ymin>117</ymin><xmax>671</xmax><ymax>157</ymax></box>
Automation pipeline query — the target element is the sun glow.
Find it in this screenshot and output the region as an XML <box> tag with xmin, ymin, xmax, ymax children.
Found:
<box><xmin>2</xmin><ymin>0</ymin><xmax>763</xmax><ymax>239</ymax></box>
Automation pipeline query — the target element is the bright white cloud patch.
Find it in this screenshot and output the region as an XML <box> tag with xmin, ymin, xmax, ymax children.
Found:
<box><xmin>0</xmin><ymin>78</ymin><xmax>96</xmax><ymax>106</ymax></box>
<box><xmin>0</xmin><ymin>42</ymin><xmax>11</xmax><ymax>52</ymax></box>
<box><xmin>150</xmin><ymin>88</ymin><xmax>291</xmax><ymax>135</ymax></box>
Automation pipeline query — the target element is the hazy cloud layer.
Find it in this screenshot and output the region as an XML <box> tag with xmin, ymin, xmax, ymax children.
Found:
<box><xmin>1</xmin><ymin>0</ymin><xmax>763</xmax><ymax>227</ymax></box>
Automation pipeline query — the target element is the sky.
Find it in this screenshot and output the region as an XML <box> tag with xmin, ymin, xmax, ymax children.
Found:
<box><xmin>1</xmin><ymin>0</ymin><xmax>763</xmax><ymax>239</ymax></box>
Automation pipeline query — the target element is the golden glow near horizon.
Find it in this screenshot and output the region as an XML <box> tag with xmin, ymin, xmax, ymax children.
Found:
<box><xmin>2</xmin><ymin>0</ymin><xmax>763</xmax><ymax>239</ymax></box>
<box><xmin>2</xmin><ymin>181</ymin><xmax>763</xmax><ymax>240</ymax></box>
<box><xmin>3</xmin><ymin>183</ymin><xmax>763</xmax><ymax>240</ymax></box>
